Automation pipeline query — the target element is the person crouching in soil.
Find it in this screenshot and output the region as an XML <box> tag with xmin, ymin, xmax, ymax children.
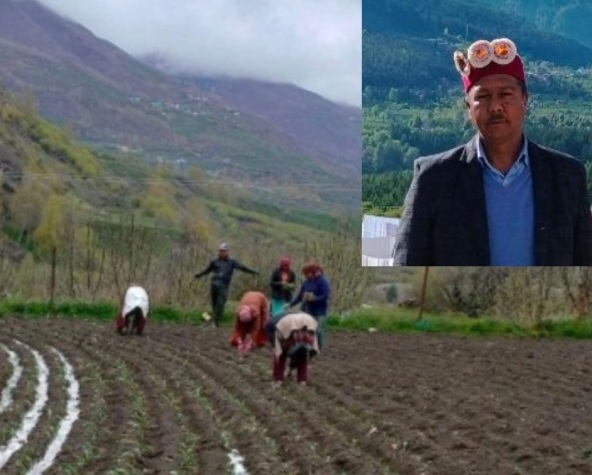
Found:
<box><xmin>229</xmin><ymin>291</ymin><xmax>269</xmax><ymax>355</ymax></box>
<box><xmin>270</xmin><ymin>311</ymin><xmax>319</xmax><ymax>386</ymax></box>
<box><xmin>116</xmin><ymin>285</ymin><xmax>149</xmax><ymax>336</ymax></box>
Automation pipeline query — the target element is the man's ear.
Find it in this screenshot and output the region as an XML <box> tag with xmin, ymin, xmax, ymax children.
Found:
<box><xmin>463</xmin><ymin>97</ymin><xmax>473</xmax><ymax>125</ymax></box>
<box><xmin>522</xmin><ymin>91</ymin><xmax>529</xmax><ymax>115</ymax></box>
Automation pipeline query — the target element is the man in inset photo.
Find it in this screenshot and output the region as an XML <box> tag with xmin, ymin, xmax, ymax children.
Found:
<box><xmin>393</xmin><ymin>38</ymin><xmax>592</xmax><ymax>266</ymax></box>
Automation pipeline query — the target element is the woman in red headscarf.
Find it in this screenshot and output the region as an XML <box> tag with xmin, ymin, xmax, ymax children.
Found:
<box><xmin>284</xmin><ymin>261</ymin><xmax>331</xmax><ymax>350</ymax></box>
<box><xmin>229</xmin><ymin>291</ymin><xmax>269</xmax><ymax>354</ymax></box>
<box><xmin>269</xmin><ymin>257</ymin><xmax>296</xmax><ymax>316</ymax></box>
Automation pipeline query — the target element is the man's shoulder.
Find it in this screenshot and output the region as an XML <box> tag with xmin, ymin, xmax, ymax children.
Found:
<box><xmin>413</xmin><ymin>143</ymin><xmax>469</xmax><ymax>176</ymax></box>
<box><xmin>530</xmin><ymin>141</ymin><xmax>585</xmax><ymax>173</ymax></box>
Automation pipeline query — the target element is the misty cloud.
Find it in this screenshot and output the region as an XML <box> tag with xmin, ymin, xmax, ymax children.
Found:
<box><xmin>37</xmin><ymin>0</ymin><xmax>361</xmax><ymax>107</ymax></box>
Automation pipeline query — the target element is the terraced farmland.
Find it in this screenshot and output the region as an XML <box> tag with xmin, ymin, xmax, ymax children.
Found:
<box><xmin>1</xmin><ymin>317</ymin><xmax>592</xmax><ymax>474</ymax></box>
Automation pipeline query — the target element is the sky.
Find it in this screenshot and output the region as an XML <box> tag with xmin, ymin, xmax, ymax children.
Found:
<box><xmin>37</xmin><ymin>0</ymin><xmax>361</xmax><ymax>107</ymax></box>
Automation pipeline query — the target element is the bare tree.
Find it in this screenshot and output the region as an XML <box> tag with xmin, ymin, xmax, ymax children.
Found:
<box><xmin>493</xmin><ymin>267</ymin><xmax>561</xmax><ymax>325</ymax></box>
<box><xmin>561</xmin><ymin>267</ymin><xmax>592</xmax><ymax>319</ymax></box>
<box><xmin>0</xmin><ymin>236</ymin><xmax>16</xmax><ymax>297</ymax></box>
<box><xmin>302</xmin><ymin>218</ymin><xmax>372</xmax><ymax>313</ymax></box>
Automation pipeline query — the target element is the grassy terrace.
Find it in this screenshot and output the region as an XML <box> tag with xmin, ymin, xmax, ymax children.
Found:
<box><xmin>2</xmin><ymin>300</ymin><xmax>592</xmax><ymax>340</ymax></box>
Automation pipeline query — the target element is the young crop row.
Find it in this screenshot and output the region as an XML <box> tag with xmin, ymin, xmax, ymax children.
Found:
<box><xmin>0</xmin><ymin>339</ymin><xmax>80</xmax><ymax>474</ymax></box>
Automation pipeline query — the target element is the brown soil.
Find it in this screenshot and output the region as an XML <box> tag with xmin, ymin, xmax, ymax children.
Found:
<box><xmin>2</xmin><ymin>318</ymin><xmax>592</xmax><ymax>474</ymax></box>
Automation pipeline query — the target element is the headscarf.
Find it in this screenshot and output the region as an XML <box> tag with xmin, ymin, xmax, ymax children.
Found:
<box><xmin>302</xmin><ymin>261</ymin><xmax>321</xmax><ymax>276</ymax></box>
<box><xmin>238</xmin><ymin>305</ymin><xmax>253</xmax><ymax>323</ymax></box>
<box><xmin>279</xmin><ymin>256</ymin><xmax>291</xmax><ymax>269</ymax></box>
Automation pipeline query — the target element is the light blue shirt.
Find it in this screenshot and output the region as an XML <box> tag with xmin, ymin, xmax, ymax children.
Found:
<box><xmin>477</xmin><ymin>139</ymin><xmax>530</xmax><ymax>187</ymax></box>
<box><xmin>477</xmin><ymin>138</ymin><xmax>535</xmax><ymax>265</ymax></box>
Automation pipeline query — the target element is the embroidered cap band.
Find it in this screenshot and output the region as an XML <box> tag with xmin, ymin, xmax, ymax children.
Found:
<box><xmin>454</xmin><ymin>38</ymin><xmax>525</xmax><ymax>92</ymax></box>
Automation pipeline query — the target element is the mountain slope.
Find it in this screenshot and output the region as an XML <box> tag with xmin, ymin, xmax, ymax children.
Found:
<box><xmin>0</xmin><ymin>84</ymin><xmax>339</xmax><ymax>252</ymax></box>
<box><xmin>474</xmin><ymin>0</ymin><xmax>592</xmax><ymax>49</ymax></box>
<box><xmin>142</xmin><ymin>54</ymin><xmax>362</xmax><ymax>179</ymax></box>
<box><xmin>0</xmin><ymin>0</ymin><xmax>359</xmax><ymax>213</ymax></box>
<box><xmin>182</xmin><ymin>77</ymin><xmax>362</xmax><ymax>177</ymax></box>
<box><xmin>0</xmin><ymin>84</ymin><xmax>368</xmax><ymax>309</ymax></box>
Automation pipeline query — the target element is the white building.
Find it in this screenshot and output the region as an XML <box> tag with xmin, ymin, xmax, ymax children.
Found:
<box><xmin>361</xmin><ymin>215</ymin><xmax>399</xmax><ymax>266</ymax></box>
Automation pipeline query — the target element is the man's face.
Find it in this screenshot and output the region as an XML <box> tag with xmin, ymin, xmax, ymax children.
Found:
<box><xmin>465</xmin><ymin>74</ymin><xmax>527</xmax><ymax>144</ymax></box>
<box><xmin>218</xmin><ymin>249</ymin><xmax>229</xmax><ymax>259</ymax></box>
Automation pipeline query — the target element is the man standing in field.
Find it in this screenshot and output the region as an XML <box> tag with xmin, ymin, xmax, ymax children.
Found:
<box><xmin>194</xmin><ymin>243</ymin><xmax>260</xmax><ymax>327</ymax></box>
<box><xmin>393</xmin><ymin>37</ymin><xmax>592</xmax><ymax>266</ymax></box>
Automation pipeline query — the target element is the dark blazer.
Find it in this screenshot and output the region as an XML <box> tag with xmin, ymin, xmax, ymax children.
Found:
<box><xmin>393</xmin><ymin>136</ymin><xmax>592</xmax><ymax>266</ymax></box>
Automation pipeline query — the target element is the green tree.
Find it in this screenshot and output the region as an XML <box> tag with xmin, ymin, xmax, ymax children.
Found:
<box><xmin>33</xmin><ymin>194</ymin><xmax>64</xmax><ymax>253</ymax></box>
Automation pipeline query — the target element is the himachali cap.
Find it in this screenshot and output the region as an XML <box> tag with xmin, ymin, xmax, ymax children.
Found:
<box><xmin>454</xmin><ymin>38</ymin><xmax>526</xmax><ymax>92</ymax></box>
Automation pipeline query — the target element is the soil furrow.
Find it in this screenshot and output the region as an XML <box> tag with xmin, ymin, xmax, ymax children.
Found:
<box><xmin>142</xmin><ymin>335</ymin><xmax>302</xmax><ymax>475</ymax></box>
<box><xmin>0</xmin><ymin>339</ymin><xmax>40</xmax><ymax>462</ymax></box>
<box><xmin>13</xmin><ymin>324</ymin><xmax>140</xmax><ymax>474</ymax></box>
<box><xmin>2</xmin><ymin>346</ymin><xmax>64</xmax><ymax>475</ymax></box>
<box><xmin>3</xmin><ymin>318</ymin><xmax>592</xmax><ymax>475</ymax></box>
<box><xmin>179</xmin><ymin>343</ymin><xmax>384</xmax><ymax>474</ymax></box>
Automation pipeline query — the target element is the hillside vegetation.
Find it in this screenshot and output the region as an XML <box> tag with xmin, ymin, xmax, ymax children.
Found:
<box><xmin>475</xmin><ymin>0</ymin><xmax>592</xmax><ymax>49</ymax></box>
<box><xmin>368</xmin><ymin>266</ymin><xmax>592</xmax><ymax>327</ymax></box>
<box><xmin>0</xmin><ymin>87</ymin><xmax>370</xmax><ymax>310</ymax></box>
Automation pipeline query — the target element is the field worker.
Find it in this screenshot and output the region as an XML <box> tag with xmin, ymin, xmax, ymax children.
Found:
<box><xmin>230</xmin><ymin>291</ymin><xmax>269</xmax><ymax>355</ymax></box>
<box><xmin>116</xmin><ymin>285</ymin><xmax>149</xmax><ymax>336</ymax></box>
<box><xmin>393</xmin><ymin>37</ymin><xmax>592</xmax><ymax>266</ymax></box>
<box><xmin>269</xmin><ymin>256</ymin><xmax>296</xmax><ymax>316</ymax></box>
<box><xmin>194</xmin><ymin>243</ymin><xmax>260</xmax><ymax>327</ymax></box>
<box><xmin>284</xmin><ymin>262</ymin><xmax>330</xmax><ymax>350</ymax></box>
<box><xmin>271</xmin><ymin>311</ymin><xmax>319</xmax><ymax>386</ymax></box>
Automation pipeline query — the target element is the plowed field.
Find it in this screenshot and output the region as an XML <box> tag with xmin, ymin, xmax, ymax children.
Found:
<box><xmin>2</xmin><ymin>317</ymin><xmax>592</xmax><ymax>474</ymax></box>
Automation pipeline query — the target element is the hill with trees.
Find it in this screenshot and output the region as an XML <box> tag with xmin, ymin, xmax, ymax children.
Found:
<box><xmin>476</xmin><ymin>0</ymin><xmax>592</xmax><ymax>49</ymax></box>
<box><xmin>0</xmin><ymin>86</ymin><xmax>368</xmax><ymax>309</ymax></box>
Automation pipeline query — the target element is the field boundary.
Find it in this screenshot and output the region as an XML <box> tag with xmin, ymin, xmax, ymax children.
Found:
<box><xmin>2</xmin><ymin>299</ymin><xmax>592</xmax><ymax>339</ymax></box>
